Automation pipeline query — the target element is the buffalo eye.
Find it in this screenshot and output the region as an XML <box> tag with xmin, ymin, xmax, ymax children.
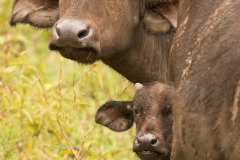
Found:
<box><xmin>133</xmin><ymin>105</ymin><xmax>140</xmax><ymax>116</ymax></box>
<box><xmin>162</xmin><ymin>105</ymin><xmax>172</xmax><ymax>116</ymax></box>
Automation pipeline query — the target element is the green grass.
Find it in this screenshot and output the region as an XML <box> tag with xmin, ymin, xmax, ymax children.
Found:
<box><xmin>0</xmin><ymin>1</ymin><xmax>138</xmax><ymax>159</ymax></box>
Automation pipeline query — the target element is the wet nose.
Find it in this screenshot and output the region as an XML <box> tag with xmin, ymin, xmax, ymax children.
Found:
<box><xmin>135</xmin><ymin>133</ymin><xmax>158</xmax><ymax>148</ymax></box>
<box><xmin>49</xmin><ymin>19</ymin><xmax>90</xmax><ymax>49</ymax></box>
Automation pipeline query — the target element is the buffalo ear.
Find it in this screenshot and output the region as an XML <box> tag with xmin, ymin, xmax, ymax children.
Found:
<box><xmin>95</xmin><ymin>101</ymin><xmax>134</xmax><ymax>132</ymax></box>
<box><xmin>143</xmin><ymin>3</ymin><xmax>178</xmax><ymax>33</ymax></box>
<box><xmin>143</xmin><ymin>10</ymin><xmax>171</xmax><ymax>33</ymax></box>
<box><xmin>10</xmin><ymin>0</ymin><xmax>59</xmax><ymax>28</ymax></box>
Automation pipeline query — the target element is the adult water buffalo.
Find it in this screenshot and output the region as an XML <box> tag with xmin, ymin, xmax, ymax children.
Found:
<box><xmin>10</xmin><ymin>0</ymin><xmax>178</xmax><ymax>84</ymax></box>
<box><xmin>170</xmin><ymin>0</ymin><xmax>240</xmax><ymax>159</ymax></box>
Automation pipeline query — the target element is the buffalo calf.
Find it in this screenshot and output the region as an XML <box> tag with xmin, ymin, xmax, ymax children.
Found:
<box><xmin>96</xmin><ymin>82</ymin><xmax>174</xmax><ymax>160</ymax></box>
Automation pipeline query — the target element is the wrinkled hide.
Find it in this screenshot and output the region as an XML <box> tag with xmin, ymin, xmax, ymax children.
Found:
<box><xmin>171</xmin><ymin>0</ymin><xmax>240</xmax><ymax>159</ymax></box>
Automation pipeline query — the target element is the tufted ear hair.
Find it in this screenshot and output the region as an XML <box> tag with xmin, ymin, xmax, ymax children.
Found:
<box><xmin>143</xmin><ymin>0</ymin><xmax>178</xmax><ymax>33</ymax></box>
<box><xmin>95</xmin><ymin>101</ymin><xmax>134</xmax><ymax>132</ymax></box>
<box><xmin>10</xmin><ymin>0</ymin><xmax>59</xmax><ymax>28</ymax></box>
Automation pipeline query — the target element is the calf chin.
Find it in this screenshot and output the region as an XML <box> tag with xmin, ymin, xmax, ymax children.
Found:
<box><xmin>137</xmin><ymin>153</ymin><xmax>170</xmax><ymax>160</ymax></box>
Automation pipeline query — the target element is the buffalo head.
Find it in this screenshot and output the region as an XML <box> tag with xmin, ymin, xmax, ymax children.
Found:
<box><xmin>10</xmin><ymin>0</ymin><xmax>178</xmax><ymax>83</ymax></box>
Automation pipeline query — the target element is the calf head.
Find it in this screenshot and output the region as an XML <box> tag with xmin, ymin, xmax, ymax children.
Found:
<box><xmin>96</xmin><ymin>82</ymin><xmax>174</xmax><ymax>160</ymax></box>
<box><xmin>10</xmin><ymin>0</ymin><xmax>178</xmax><ymax>83</ymax></box>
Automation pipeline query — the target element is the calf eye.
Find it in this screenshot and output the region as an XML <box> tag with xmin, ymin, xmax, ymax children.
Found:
<box><xmin>162</xmin><ymin>105</ymin><xmax>172</xmax><ymax>116</ymax></box>
<box><xmin>133</xmin><ymin>105</ymin><xmax>140</xmax><ymax>116</ymax></box>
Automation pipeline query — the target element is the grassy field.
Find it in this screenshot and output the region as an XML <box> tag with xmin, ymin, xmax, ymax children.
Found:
<box><xmin>0</xmin><ymin>1</ymin><xmax>138</xmax><ymax>159</ymax></box>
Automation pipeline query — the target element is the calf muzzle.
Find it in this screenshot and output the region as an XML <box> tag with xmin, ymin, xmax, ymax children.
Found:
<box><xmin>133</xmin><ymin>133</ymin><xmax>169</xmax><ymax>160</ymax></box>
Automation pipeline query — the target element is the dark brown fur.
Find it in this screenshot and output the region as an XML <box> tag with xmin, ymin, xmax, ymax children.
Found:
<box><xmin>170</xmin><ymin>0</ymin><xmax>240</xmax><ymax>159</ymax></box>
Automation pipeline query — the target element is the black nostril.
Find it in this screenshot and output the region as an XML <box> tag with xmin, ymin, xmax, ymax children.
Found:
<box><xmin>137</xmin><ymin>138</ymin><xmax>140</xmax><ymax>144</ymax></box>
<box><xmin>151</xmin><ymin>138</ymin><xmax>158</xmax><ymax>145</ymax></box>
<box><xmin>56</xmin><ymin>26</ymin><xmax>61</xmax><ymax>37</ymax></box>
<box><xmin>134</xmin><ymin>138</ymin><xmax>140</xmax><ymax>146</ymax></box>
<box><xmin>77</xmin><ymin>28</ymin><xmax>89</xmax><ymax>39</ymax></box>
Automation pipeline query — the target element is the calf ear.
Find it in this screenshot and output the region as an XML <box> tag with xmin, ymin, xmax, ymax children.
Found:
<box><xmin>10</xmin><ymin>0</ymin><xmax>59</xmax><ymax>28</ymax></box>
<box><xmin>95</xmin><ymin>101</ymin><xmax>134</xmax><ymax>132</ymax></box>
<box><xmin>144</xmin><ymin>2</ymin><xmax>178</xmax><ymax>33</ymax></box>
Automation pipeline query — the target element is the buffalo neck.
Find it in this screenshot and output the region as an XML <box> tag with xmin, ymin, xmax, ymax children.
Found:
<box><xmin>103</xmin><ymin>25</ymin><xmax>174</xmax><ymax>84</ymax></box>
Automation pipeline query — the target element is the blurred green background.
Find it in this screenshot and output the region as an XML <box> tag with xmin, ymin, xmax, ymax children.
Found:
<box><xmin>0</xmin><ymin>1</ymin><xmax>137</xmax><ymax>159</ymax></box>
